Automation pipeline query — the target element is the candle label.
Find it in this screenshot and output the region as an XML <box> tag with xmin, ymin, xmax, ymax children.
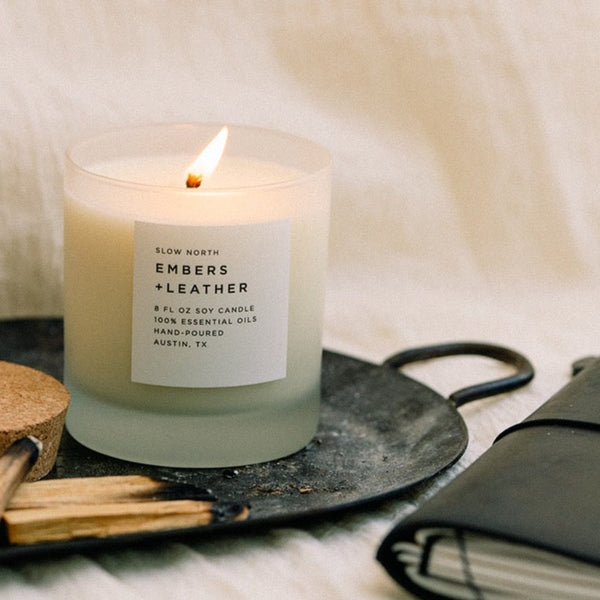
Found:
<box><xmin>131</xmin><ymin>219</ymin><xmax>291</xmax><ymax>387</ymax></box>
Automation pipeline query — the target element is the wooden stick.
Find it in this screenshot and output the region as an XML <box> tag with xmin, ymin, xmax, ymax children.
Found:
<box><xmin>7</xmin><ymin>474</ymin><xmax>213</xmax><ymax>509</ymax></box>
<box><xmin>0</xmin><ymin>437</ymin><xmax>42</xmax><ymax>514</ymax></box>
<box><xmin>3</xmin><ymin>499</ymin><xmax>249</xmax><ymax>545</ymax></box>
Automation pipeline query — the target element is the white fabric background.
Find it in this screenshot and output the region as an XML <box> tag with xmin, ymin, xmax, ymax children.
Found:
<box><xmin>1</xmin><ymin>1</ymin><xmax>600</xmax><ymax>598</ymax></box>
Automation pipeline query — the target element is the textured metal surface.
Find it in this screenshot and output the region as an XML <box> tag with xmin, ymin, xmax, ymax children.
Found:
<box><xmin>0</xmin><ymin>319</ymin><xmax>467</xmax><ymax>561</ymax></box>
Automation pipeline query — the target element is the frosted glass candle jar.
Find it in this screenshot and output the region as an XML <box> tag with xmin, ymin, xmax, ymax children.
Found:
<box><xmin>63</xmin><ymin>123</ymin><xmax>331</xmax><ymax>467</ymax></box>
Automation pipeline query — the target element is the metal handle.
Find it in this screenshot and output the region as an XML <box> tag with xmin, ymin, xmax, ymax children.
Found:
<box><xmin>384</xmin><ymin>342</ymin><xmax>534</xmax><ymax>407</ymax></box>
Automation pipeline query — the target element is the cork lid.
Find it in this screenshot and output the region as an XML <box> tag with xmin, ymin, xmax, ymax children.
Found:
<box><xmin>0</xmin><ymin>361</ymin><xmax>70</xmax><ymax>480</ymax></box>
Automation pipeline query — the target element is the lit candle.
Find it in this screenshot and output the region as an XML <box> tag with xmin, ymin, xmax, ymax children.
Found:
<box><xmin>63</xmin><ymin>123</ymin><xmax>331</xmax><ymax>467</ymax></box>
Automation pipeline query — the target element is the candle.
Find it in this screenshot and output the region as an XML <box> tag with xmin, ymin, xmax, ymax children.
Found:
<box><xmin>63</xmin><ymin>123</ymin><xmax>331</xmax><ymax>467</ymax></box>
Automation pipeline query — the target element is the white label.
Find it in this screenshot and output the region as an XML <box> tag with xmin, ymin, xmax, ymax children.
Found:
<box><xmin>131</xmin><ymin>220</ymin><xmax>291</xmax><ymax>387</ymax></box>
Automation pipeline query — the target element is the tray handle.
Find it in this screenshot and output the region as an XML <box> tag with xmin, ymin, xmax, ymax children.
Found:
<box><xmin>383</xmin><ymin>342</ymin><xmax>534</xmax><ymax>407</ymax></box>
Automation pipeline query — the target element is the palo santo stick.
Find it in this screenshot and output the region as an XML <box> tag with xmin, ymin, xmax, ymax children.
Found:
<box><xmin>7</xmin><ymin>474</ymin><xmax>213</xmax><ymax>509</ymax></box>
<box><xmin>3</xmin><ymin>499</ymin><xmax>249</xmax><ymax>545</ymax></box>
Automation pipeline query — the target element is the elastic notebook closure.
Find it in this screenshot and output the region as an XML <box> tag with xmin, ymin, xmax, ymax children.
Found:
<box><xmin>495</xmin><ymin>355</ymin><xmax>600</xmax><ymax>443</ymax></box>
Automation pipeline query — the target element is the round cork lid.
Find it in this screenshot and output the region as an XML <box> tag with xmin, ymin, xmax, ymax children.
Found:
<box><xmin>0</xmin><ymin>361</ymin><xmax>70</xmax><ymax>480</ymax></box>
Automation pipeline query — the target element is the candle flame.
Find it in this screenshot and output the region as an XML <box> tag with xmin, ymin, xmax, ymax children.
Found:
<box><xmin>186</xmin><ymin>126</ymin><xmax>228</xmax><ymax>188</ymax></box>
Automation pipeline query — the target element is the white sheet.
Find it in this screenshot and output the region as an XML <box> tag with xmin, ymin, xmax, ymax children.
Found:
<box><xmin>1</xmin><ymin>1</ymin><xmax>600</xmax><ymax>598</ymax></box>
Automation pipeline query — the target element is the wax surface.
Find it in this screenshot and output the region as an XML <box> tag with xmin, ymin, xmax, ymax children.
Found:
<box><xmin>89</xmin><ymin>155</ymin><xmax>302</xmax><ymax>189</ymax></box>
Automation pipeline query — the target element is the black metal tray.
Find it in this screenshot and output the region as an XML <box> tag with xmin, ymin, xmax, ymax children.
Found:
<box><xmin>0</xmin><ymin>319</ymin><xmax>532</xmax><ymax>563</ymax></box>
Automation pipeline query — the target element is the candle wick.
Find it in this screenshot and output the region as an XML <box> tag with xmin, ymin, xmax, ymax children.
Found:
<box><xmin>186</xmin><ymin>173</ymin><xmax>203</xmax><ymax>188</ymax></box>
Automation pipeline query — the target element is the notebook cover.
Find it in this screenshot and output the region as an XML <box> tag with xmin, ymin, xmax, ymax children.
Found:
<box><xmin>377</xmin><ymin>356</ymin><xmax>600</xmax><ymax>598</ymax></box>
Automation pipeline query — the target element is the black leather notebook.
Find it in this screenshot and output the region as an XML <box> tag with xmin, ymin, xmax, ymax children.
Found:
<box><xmin>377</xmin><ymin>357</ymin><xmax>600</xmax><ymax>600</ymax></box>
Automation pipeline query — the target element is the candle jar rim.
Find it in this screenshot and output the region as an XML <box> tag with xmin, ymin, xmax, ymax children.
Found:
<box><xmin>65</xmin><ymin>122</ymin><xmax>332</xmax><ymax>195</ymax></box>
